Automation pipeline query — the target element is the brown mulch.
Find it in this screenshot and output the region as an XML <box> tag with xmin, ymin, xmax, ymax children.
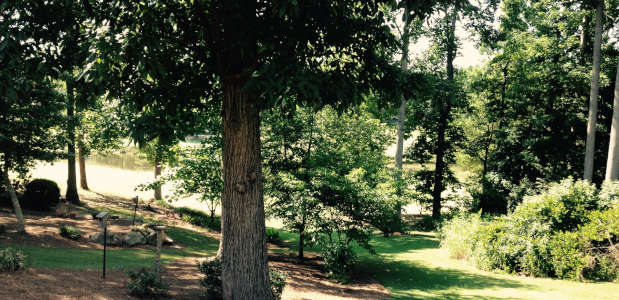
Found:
<box><xmin>0</xmin><ymin>191</ymin><xmax>390</xmax><ymax>299</ymax></box>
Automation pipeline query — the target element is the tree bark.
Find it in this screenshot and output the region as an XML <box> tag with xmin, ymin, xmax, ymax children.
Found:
<box><xmin>154</xmin><ymin>153</ymin><xmax>162</xmax><ymax>200</ymax></box>
<box><xmin>605</xmin><ymin>61</ymin><xmax>619</xmax><ymax>180</ymax></box>
<box><xmin>2</xmin><ymin>168</ymin><xmax>25</xmax><ymax>233</ymax></box>
<box><xmin>393</xmin><ymin>5</ymin><xmax>411</xmax><ymax>230</ymax></box>
<box><xmin>394</xmin><ymin>8</ymin><xmax>411</xmax><ymax>178</ymax></box>
<box><xmin>78</xmin><ymin>133</ymin><xmax>89</xmax><ymax>190</ymax></box>
<box><xmin>432</xmin><ymin>8</ymin><xmax>457</xmax><ymax>220</ymax></box>
<box><xmin>66</xmin><ymin>79</ymin><xmax>80</xmax><ymax>205</ymax></box>
<box><xmin>220</xmin><ymin>78</ymin><xmax>271</xmax><ymax>299</ymax></box>
<box><xmin>584</xmin><ymin>1</ymin><xmax>603</xmax><ymax>182</ymax></box>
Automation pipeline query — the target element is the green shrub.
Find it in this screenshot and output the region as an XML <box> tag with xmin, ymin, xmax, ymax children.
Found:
<box><xmin>516</xmin><ymin>179</ymin><xmax>599</xmax><ymax>232</ymax></box>
<box><xmin>411</xmin><ymin>215</ymin><xmax>436</xmax><ymax>231</ymax></box>
<box><xmin>444</xmin><ymin>178</ymin><xmax>618</xmax><ymax>282</ymax></box>
<box><xmin>266</xmin><ymin>228</ymin><xmax>282</xmax><ymax>244</ymax></box>
<box><xmin>126</xmin><ymin>267</ymin><xmax>169</xmax><ymax>298</ymax></box>
<box><xmin>198</xmin><ymin>257</ymin><xmax>287</xmax><ymax>300</ymax></box>
<box><xmin>321</xmin><ymin>241</ymin><xmax>357</xmax><ymax>283</ymax></box>
<box><xmin>468</xmin><ymin>173</ymin><xmax>534</xmax><ymax>214</ymax></box>
<box><xmin>0</xmin><ymin>247</ymin><xmax>25</xmax><ymax>272</ymax></box>
<box><xmin>599</xmin><ymin>181</ymin><xmax>619</xmax><ymax>210</ymax></box>
<box><xmin>59</xmin><ymin>225</ymin><xmax>82</xmax><ymax>240</ymax></box>
<box><xmin>180</xmin><ymin>210</ymin><xmax>221</xmax><ymax>231</ymax></box>
<box><xmin>198</xmin><ymin>258</ymin><xmax>222</xmax><ymax>300</ymax></box>
<box><xmin>549</xmin><ymin>231</ymin><xmax>586</xmax><ymax>280</ymax></box>
<box><xmin>439</xmin><ymin>212</ymin><xmax>483</xmax><ymax>260</ymax></box>
<box><xmin>269</xmin><ymin>270</ymin><xmax>287</xmax><ymax>300</ymax></box>
<box><xmin>21</xmin><ymin>179</ymin><xmax>60</xmax><ymax>211</ymax></box>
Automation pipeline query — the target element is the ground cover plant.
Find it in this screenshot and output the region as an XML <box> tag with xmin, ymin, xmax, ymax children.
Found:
<box><xmin>440</xmin><ymin>179</ymin><xmax>618</xmax><ymax>281</ymax></box>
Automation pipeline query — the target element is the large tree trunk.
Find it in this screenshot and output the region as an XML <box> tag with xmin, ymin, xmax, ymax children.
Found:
<box><xmin>66</xmin><ymin>79</ymin><xmax>80</xmax><ymax>205</ymax></box>
<box><xmin>154</xmin><ymin>153</ymin><xmax>162</xmax><ymax>201</ymax></box>
<box><xmin>220</xmin><ymin>78</ymin><xmax>271</xmax><ymax>299</ymax></box>
<box><xmin>605</xmin><ymin>61</ymin><xmax>619</xmax><ymax>180</ymax></box>
<box><xmin>78</xmin><ymin>133</ymin><xmax>89</xmax><ymax>190</ymax></box>
<box><xmin>583</xmin><ymin>1</ymin><xmax>603</xmax><ymax>181</ymax></box>
<box><xmin>432</xmin><ymin>8</ymin><xmax>457</xmax><ymax>220</ymax></box>
<box><xmin>2</xmin><ymin>168</ymin><xmax>25</xmax><ymax>233</ymax></box>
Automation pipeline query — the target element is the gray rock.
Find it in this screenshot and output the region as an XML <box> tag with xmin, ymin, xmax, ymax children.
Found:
<box><xmin>88</xmin><ymin>232</ymin><xmax>122</xmax><ymax>246</ymax></box>
<box><xmin>121</xmin><ymin>232</ymin><xmax>147</xmax><ymax>247</ymax></box>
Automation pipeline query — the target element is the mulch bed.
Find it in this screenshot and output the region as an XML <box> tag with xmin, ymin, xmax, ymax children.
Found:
<box><xmin>0</xmin><ymin>191</ymin><xmax>390</xmax><ymax>299</ymax></box>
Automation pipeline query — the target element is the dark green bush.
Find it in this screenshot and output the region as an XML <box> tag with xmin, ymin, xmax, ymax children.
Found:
<box><xmin>179</xmin><ymin>208</ymin><xmax>221</xmax><ymax>231</ymax></box>
<box><xmin>0</xmin><ymin>247</ymin><xmax>25</xmax><ymax>272</ymax></box>
<box><xmin>269</xmin><ymin>270</ymin><xmax>288</xmax><ymax>300</ymax></box>
<box><xmin>126</xmin><ymin>267</ymin><xmax>169</xmax><ymax>298</ymax></box>
<box><xmin>266</xmin><ymin>228</ymin><xmax>282</xmax><ymax>244</ymax></box>
<box><xmin>59</xmin><ymin>225</ymin><xmax>82</xmax><ymax>240</ymax></box>
<box><xmin>321</xmin><ymin>241</ymin><xmax>357</xmax><ymax>283</ymax></box>
<box><xmin>442</xmin><ymin>178</ymin><xmax>618</xmax><ymax>282</ymax></box>
<box><xmin>198</xmin><ymin>258</ymin><xmax>222</xmax><ymax>300</ymax></box>
<box><xmin>468</xmin><ymin>173</ymin><xmax>534</xmax><ymax>215</ymax></box>
<box><xmin>198</xmin><ymin>257</ymin><xmax>287</xmax><ymax>299</ymax></box>
<box><xmin>22</xmin><ymin>179</ymin><xmax>60</xmax><ymax>211</ymax></box>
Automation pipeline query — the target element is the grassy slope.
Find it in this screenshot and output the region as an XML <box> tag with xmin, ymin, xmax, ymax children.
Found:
<box><xmin>360</xmin><ymin>233</ymin><xmax>618</xmax><ymax>300</ymax></box>
<box><xmin>275</xmin><ymin>229</ymin><xmax>618</xmax><ymax>300</ymax></box>
<box><xmin>0</xmin><ymin>227</ymin><xmax>218</xmax><ymax>270</ymax></box>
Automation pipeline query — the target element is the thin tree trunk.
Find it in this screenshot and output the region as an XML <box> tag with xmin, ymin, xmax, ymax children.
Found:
<box><xmin>298</xmin><ymin>215</ymin><xmax>305</xmax><ymax>259</ymax></box>
<box><xmin>154</xmin><ymin>153</ymin><xmax>162</xmax><ymax>200</ymax></box>
<box><xmin>65</xmin><ymin>79</ymin><xmax>80</xmax><ymax>205</ymax></box>
<box><xmin>220</xmin><ymin>77</ymin><xmax>271</xmax><ymax>299</ymax></box>
<box><xmin>584</xmin><ymin>1</ymin><xmax>603</xmax><ymax>181</ymax></box>
<box><xmin>394</xmin><ymin>6</ymin><xmax>411</xmax><ymax>230</ymax></box>
<box><xmin>78</xmin><ymin>133</ymin><xmax>89</xmax><ymax>190</ymax></box>
<box><xmin>605</xmin><ymin>61</ymin><xmax>619</xmax><ymax>180</ymax></box>
<box><xmin>432</xmin><ymin>8</ymin><xmax>457</xmax><ymax>220</ymax></box>
<box><xmin>2</xmin><ymin>167</ymin><xmax>25</xmax><ymax>233</ymax></box>
<box><xmin>580</xmin><ymin>14</ymin><xmax>591</xmax><ymax>63</ymax></box>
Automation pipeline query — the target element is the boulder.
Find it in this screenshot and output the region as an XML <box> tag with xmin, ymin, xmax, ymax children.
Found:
<box><xmin>88</xmin><ymin>232</ymin><xmax>122</xmax><ymax>246</ymax></box>
<box><xmin>120</xmin><ymin>232</ymin><xmax>147</xmax><ymax>247</ymax></box>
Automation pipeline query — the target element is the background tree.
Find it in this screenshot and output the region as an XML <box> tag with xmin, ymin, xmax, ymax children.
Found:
<box><xmin>0</xmin><ymin>0</ymin><xmax>64</xmax><ymax>232</ymax></box>
<box><xmin>584</xmin><ymin>0</ymin><xmax>604</xmax><ymax>181</ymax></box>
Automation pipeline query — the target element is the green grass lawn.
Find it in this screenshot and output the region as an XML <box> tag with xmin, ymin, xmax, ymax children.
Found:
<box><xmin>0</xmin><ymin>226</ymin><xmax>218</xmax><ymax>270</ymax></box>
<box><xmin>274</xmin><ymin>228</ymin><xmax>618</xmax><ymax>299</ymax></box>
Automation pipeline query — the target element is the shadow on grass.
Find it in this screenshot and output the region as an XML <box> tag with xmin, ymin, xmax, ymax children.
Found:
<box><xmin>368</xmin><ymin>234</ymin><xmax>440</xmax><ymax>254</ymax></box>
<box><xmin>358</xmin><ymin>255</ymin><xmax>534</xmax><ymax>299</ymax></box>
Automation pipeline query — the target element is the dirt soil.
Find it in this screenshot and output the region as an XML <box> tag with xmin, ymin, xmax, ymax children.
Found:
<box><xmin>0</xmin><ymin>190</ymin><xmax>390</xmax><ymax>299</ymax></box>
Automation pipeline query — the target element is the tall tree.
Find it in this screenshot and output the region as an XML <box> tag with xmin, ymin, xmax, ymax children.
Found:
<box><xmin>102</xmin><ymin>0</ymin><xmax>435</xmax><ymax>297</ymax></box>
<box><xmin>584</xmin><ymin>0</ymin><xmax>604</xmax><ymax>181</ymax></box>
<box><xmin>605</xmin><ymin>61</ymin><xmax>619</xmax><ymax>180</ymax></box>
<box><xmin>1</xmin><ymin>1</ymin><xmax>64</xmax><ymax>233</ymax></box>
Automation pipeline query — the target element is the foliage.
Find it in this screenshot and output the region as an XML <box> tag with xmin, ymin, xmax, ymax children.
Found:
<box><xmin>198</xmin><ymin>257</ymin><xmax>287</xmax><ymax>300</ymax></box>
<box><xmin>125</xmin><ymin>267</ymin><xmax>169</xmax><ymax>298</ymax></box>
<box><xmin>198</xmin><ymin>258</ymin><xmax>222</xmax><ymax>300</ymax></box>
<box><xmin>264</xmin><ymin>106</ymin><xmax>396</xmax><ymax>256</ymax></box>
<box><xmin>321</xmin><ymin>240</ymin><xmax>358</xmax><ymax>283</ymax></box>
<box><xmin>167</xmin><ymin>136</ymin><xmax>223</xmax><ymax>224</ymax></box>
<box><xmin>461</xmin><ymin>0</ymin><xmax>619</xmax><ymax>186</ymax></box>
<box><xmin>21</xmin><ymin>179</ymin><xmax>61</xmax><ymax>211</ymax></box>
<box><xmin>59</xmin><ymin>225</ymin><xmax>83</xmax><ymax>241</ymax></box>
<box><xmin>0</xmin><ymin>247</ymin><xmax>25</xmax><ymax>272</ymax></box>
<box><xmin>265</xmin><ymin>228</ymin><xmax>282</xmax><ymax>244</ymax></box>
<box><xmin>439</xmin><ymin>211</ymin><xmax>484</xmax><ymax>260</ymax></box>
<box><xmin>269</xmin><ymin>270</ymin><xmax>288</xmax><ymax>300</ymax></box>
<box><xmin>467</xmin><ymin>172</ymin><xmax>536</xmax><ymax>214</ymax></box>
<box><xmin>0</xmin><ymin>224</ymin><xmax>6</xmax><ymax>235</ymax></box>
<box><xmin>440</xmin><ymin>178</ymin><xmax>618</xmax><ymax>281</ymax></box>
